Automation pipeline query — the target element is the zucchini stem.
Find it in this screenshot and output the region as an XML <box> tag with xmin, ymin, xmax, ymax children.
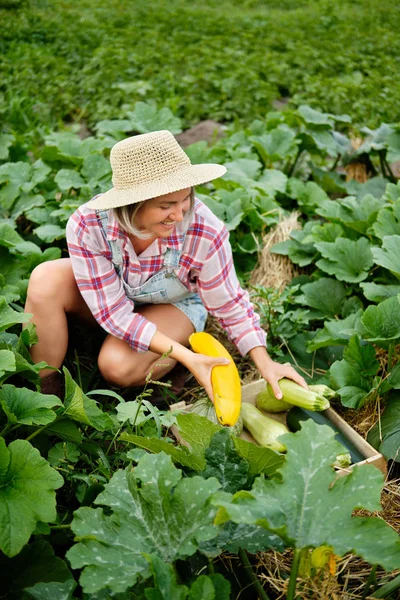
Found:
<box><xmin>287</xmin><ymin>548</ymin><xmax>301</xmax><ymax>600</ymax></box>
<box><xmin>238</xmin><ymin>548</ymin><xmax>271</xmax><ymax>600</ymax></box>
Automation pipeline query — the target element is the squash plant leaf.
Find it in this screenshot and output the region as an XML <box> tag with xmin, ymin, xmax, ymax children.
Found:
<box><xmin>0</xmin><ymin>297</ymin><xmax>31</xmax><ymax>331</ymax></box>
<box><xmin>201</xmin><ymin>429</ymin><xmax>249</xmax><ymax>493</ymax></box>
<box><xmin>62</xmin><ymin>367</ymin><xmax>113</xmax><ymax>431</ymax></box>
<box><xmin>367</xmin><ymin>391</ymin><xmax>400</xmax><ymax>462</ymax></box>
<box><xmin>122</xmin><ymin>433</ymin><xmax>206</xmax><ymax>471</ymax></box>
<box><xmin>250</xmin><ymin>129</ymin><xmax>298</xmax><ymax>164</ymax></box>
<box><xmin>0</xmin><ymin>349</ymin><xmax>16</xmax><ymax>378</ymax></box>
<box><xmin>176</xmin><ymin>413</ymin><xmax>220</xmax><ymax>456</ymax></box>
<box><xmin>307</xmin><ymin>309</ymin><xmax>365</xmax><ymax>352</ymax></box>
<box><xmin>0</xmin><ymin>540</ymin><xmax>72</xmax><ymax>596</ymax></box>
<box><xmin>372</xmin><ymin>235</ymin><xmax>400</xmax><ymax>278</ymax></box>
<box><xmin>300</xmin><ymin>278</ymin><xmax>347</xmax><ymax>318</ymax></box>
<box><xmin>24</xmin><ymin>580</ymin><xmax>77</xmax><ymax>600</ymax></box>
<box><xmin>361</xmin><ymin>282</ymin><xmax>400</xmax><ymax>303</ymax></box>
<box><xmin>316</xmin><ymin>194</ymin><xmax>383</xmax><ymax>235</ymax></box>
<box><xmin>329</xmin><ymin>336</ymin><xmax>379</xmax><ymax>408</ymax></box>
<box><xmin>126</xmin><ymin>102</ymin><xmax>182</xmax><ymax>135</ymax></box>
<box><xmin>222</xmin><ymin>158</ymin><xmax>262</xmax><ymax>187</ymax></box>
<box><xmin>214</xmin><ymin>420</ymin><xmax>400</xmax><ymax>571</ymax></box>
<box><xmin>232</xmin><ymin>436</ymin><xmax>284</xmax><ymax>478</ymax></box>
<box><xmin>200</xmin><ymin>520</ymin><xmax>285</xmax><ymax>557</ymax></box>
<box><xmin>143</xmin><ymin>554</ymin><xmax>189</xmax><ymax>600</ymax></box>
<box><xmin>0</xmin><ymin>439</ymin><xmax>64</xmax><ymax>557</ymax></box>
<box><xmin>0</xmin><ymin>384</ymin><xmax>62</xmax><ymax>425</ymax></box>
<box><xmin>67</xmin><ymin>453</ymin><xmax>221</xmax><ymax>594</ymax></box>
<box><xmin>373</xmin><ymin>200</ymin><xmax>400</xmax><ymax>240</ymax></box>
<box><xmin>361</xmin><ymin>295</ymin><xmax>400</xmax><ymax>342</ymax></box>
<box><xmin>315</xmin><ymin>237</ymin><xmax>373</xmax><ymax>283</ymax></box>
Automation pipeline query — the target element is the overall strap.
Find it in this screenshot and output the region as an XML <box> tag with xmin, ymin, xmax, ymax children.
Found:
<box><xmin>96</xmin><ymin>209</ymin><xmax>123</xmax><ymax>276</ymax></box>
<box><xmin>163</xmin><ymin>228</ymin><xmax>188</xmax><ymax>268</ymax></box>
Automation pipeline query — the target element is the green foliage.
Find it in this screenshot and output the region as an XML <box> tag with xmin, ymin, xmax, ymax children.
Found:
<box><xmin>214</xmin><ymin>420</ymin><xmax>400</xmax><ymax>572</ymax></box>
<box><xmin>67</xmin><ymin>453</ymin><xmax>221</xmax><ymax>594</ymax></box>
<box><xmin>0</xmin><ymin>438</ymin><xmax>63</xmax><ymax>557</ymax></box>
<box><xmin>1</xmin><ymin>0</ymin><xmax>399</xmax><ymax>136</ymax></box>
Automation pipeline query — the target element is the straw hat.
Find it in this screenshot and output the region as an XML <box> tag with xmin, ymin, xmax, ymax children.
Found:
<box><xmin>86</xmin><ymin>130</ymin><xmax>227</xmax><ymax>210</ymax></box>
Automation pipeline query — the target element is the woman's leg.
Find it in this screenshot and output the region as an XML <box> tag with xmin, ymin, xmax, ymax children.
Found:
<box><xmin>25</xmin><ymin>258</ymin><xmax>96</xmax><ymax>377</ymax></box>
<box><xmin>98</xmin><ymin>304</ymin><xmax>195</xmax><ymax>387</ymax></box>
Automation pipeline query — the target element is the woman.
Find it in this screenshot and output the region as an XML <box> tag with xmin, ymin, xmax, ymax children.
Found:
<box><xmin>25</xmin><ymin>130</ymin><xmax>306</xmax><ymax>400</ymax></box>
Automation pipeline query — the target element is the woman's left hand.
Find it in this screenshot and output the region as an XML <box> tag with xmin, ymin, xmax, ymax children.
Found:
<box><xmin>249</xmin><ymin>347</ymin><xmax>308</xmax><ymax>399</ymax></box>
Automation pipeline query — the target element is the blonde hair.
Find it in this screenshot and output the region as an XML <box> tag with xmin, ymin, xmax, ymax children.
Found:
<box><xmin>112</xmin><ymin>189</ymin><xmax>195</xmax><ymax>240</ymax></box>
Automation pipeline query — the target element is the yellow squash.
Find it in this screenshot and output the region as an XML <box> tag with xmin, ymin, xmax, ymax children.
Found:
<box><xmin>189</xmin><ymin>332</ymin><xmax>241</xmax><ymax>426</ymax></box>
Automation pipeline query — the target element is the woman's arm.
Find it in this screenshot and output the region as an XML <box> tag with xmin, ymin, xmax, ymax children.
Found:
<box><xmin>249</xmin><ymin>346</ymin><xmax>308</xmax><ymax>398</ymax></box>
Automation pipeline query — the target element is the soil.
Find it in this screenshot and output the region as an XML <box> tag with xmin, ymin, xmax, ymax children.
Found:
<box><xmin>175</xmin><ymin>120</ymin><xmax>225</xmax><ymax>147</ymax></box>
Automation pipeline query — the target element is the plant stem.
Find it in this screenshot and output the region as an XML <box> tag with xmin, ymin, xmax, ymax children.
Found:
<box><xmin>238</xmin><ymin>548</ymin><xmax>271</xmax><ymax>600</ymax></box>
<box><xmin>0</xmin><ymin>423</ymin><xmax>12</xmax><ymax>438</ymax></box>
<box><xmin>362</xmin><ymin>564</ymin><xmax>377</xmax><ymax>599</ymax></box>
<box><xmin>26</xmin><ymin>423</ymin><xmax>51</xmax><ymax>442</ymax></box>
<box><xmin>287</xmin><ymin>548</ymin><xmax>302</xmax><ymax>600</ymax></box>
<box><xmin>372</xmin><ymin>573</ymin><xmax>400</xmax><ymax>598</ymax></box>
<box><xmin>287</xmin><ymin>147</ymin><xmax>303</xmax><ymax>178</ymax></box>
<box><xmin>387</xmin><ymin>342</ymin><xmax>394</xmax><ymax>372</ymax></box>
<box><xmin>50</xmin><ymin>524</ymin><xmax>71</xmax><ymax>530</ymax></box>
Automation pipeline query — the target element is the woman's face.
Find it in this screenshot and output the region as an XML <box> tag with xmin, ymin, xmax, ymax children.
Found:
<box><xmin>134</xmin><ymin>188</ymin><xmax>192</xmax><ymax>238</ymax></box>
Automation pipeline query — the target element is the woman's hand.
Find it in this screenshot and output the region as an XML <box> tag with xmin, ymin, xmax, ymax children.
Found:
<box><xmin>249</xmin><ymin>346</ymin><xmax>308</xmax><ymax>399</ymax></box>
<box><xmin>186</xmin><ymin>353</ymin><xmax>230</xmax><ymax>401</ymax></box>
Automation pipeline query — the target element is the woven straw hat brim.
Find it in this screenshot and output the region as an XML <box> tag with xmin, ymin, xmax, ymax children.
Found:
<box><xmin>86</xmin><ymin>163</ymin><xmax>227</xmax><ymax>210</ymax></box>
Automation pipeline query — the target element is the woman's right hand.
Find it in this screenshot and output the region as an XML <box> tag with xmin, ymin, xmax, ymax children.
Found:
<box><xmin>185</xmin><ymin>353</ymin><xmax>230</xmax><ymax>402</ymax></box>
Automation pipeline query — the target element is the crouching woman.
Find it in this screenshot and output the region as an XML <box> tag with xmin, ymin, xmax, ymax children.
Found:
<box><xmin>25</xmin><ymin>130</ymin><xmax>306</xmax><ymax>400</ymax></box>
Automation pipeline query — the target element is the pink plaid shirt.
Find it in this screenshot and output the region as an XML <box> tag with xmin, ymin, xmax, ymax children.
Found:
<box><xmin>66</xmin><ymin>197</ymin><xmax>266</xmax><ymax>355</ymax></box>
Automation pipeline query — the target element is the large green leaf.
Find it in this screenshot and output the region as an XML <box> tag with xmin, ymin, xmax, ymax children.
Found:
<box><xmin>0</xmin><ymin>439</ymin><xmax>64</xmax><ymax>557</ymax></box>
<box><xmin>0</xmin><ymin>540</ymin><xmax>72</xmax><ymax>599</ymax></box>
<box><xmin>250</xmin><ymin>128</ymin><xmax>298</xmax><ymax>163</ymax></box>
<box><xmin>176</xmin><ymin>413</ymin><xmax>221</xmax><ymax>456</ymax></box>
<box><xmin>25</xmin><ymin>580</ymin><xmax>77</xmax><ymax>600</ymax></box>
<box><xmin>372</xmin><ymin>235</ymin><xmax>400</xmax><ymax>278</ymax></box>
<box><xmin>361</xmin><ymin>295</ymin><xmax>400</xmax><ymax>342</ymax></box>
<box><xmin>0</xmin><ymin>349</ymin><xmax>15</xmax><ymax>377</ymax></box>
<box><xmin>300</xmin><ymin>278</ymin><xmax>347</xmax><ymax>318</ymax></box>
<box><xmin>54</xmin><ymin>169</ymin><xmax>85</xmax><ymax>191</ymax></box>
<box><xmin>0</xmin><ymin>297</ymin><xmax>31</xmax><ymax>331</ymax></box>
<box><xmin>0</xmin><ymin>385</ymin><xmax>62</xmax><ymax>425</ymax></box>
<box><xmin>329</xmin><ymin>336</ymin><xmax>379</xmax><ymax>408</ymax></box>
<box><xmin>315</xmin><ymin>237</ymin><xmax>373</xmax><ymax>283</ymax></box>
<box><xmin>368</xmin><ymin>392</ymin><xmax>400</xmax><ymax>462</ymax></box>
<box><xmin>373</xmin><ymin>200</ymin><xmax>400</xmax><ymax>240</ymax></box>
<box><xmin>33</xmin><ymin>224</ymin><xmax>66</xmax><ymax>243</ymax></box>
<box><xmin>127</xmin><ymin>102</ymin><xmax>182</xmax><ymax>134</ymax></box>
<box><xmin>62</xmin><ymin>367</ymin><xmax>113</xmax><ymax>431</ymax></box>
<box><xmin>67</xmin><ymin>453</ymin><xmax>220</xmax><ymax>594</ymax></box>
<box><xmin>214</xmin><ymin>420</ymin><xmax>400</xmax><ymax>571</ymax></box>
<box><xmin>200</xmin><ymin>520</ymin><xmax>285</xmax><ymax>557</ymax></box>
<box><xmin>361</xmin><ymin>282</ymin><xmax>400</xmax><ymax>302</ymax></box>
<box><xmin>316</xmin><ymin>194</ymin><xmax>383</xmax><ymax>235</ymax></box>
<box><xmin>231</xmin><ymin>436</ymin><xmax>284</xmax><ymax>478</ymax></box>
<box><xmin>307</xmin><ymin>310</ymin><xmax>365</xmax><ymax>351</ymax></box>
<box><xmin>122</xmin><ymin>434</ymin><xmax>205</xmax><ymax>471</ymax></box>
<box><xmin>201</xmin><ymin>429</ymin><xmax>249</xmax><ymax>493</ymax></box>
<box><xmin>222</xmin><ymin>158</ymin><xmax>262</xmax><ymax>187</ymax></box>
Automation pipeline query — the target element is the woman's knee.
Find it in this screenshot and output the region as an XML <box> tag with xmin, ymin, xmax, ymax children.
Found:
<box><xmin>27</xmin><ymin>261</ymin><xmax>67</xmax><ymax>306</ymax></box>
<box><xmin>97</xmin><ymin>345</ymin><xmax>148</xmax><ymax>387</ymax></box>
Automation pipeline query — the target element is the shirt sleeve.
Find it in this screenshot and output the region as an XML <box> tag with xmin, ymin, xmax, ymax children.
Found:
<box><xmin>66</xmin><ymin>212</ymin><xmax>157</xmax><ymax>352</ymax></box>
<box><xmin>197</xmin><ymin>226</ymin><xmax>267</xmax><ymax>356</ymax></box>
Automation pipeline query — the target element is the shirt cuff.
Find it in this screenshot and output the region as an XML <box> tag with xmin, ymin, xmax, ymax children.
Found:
<box><xmin>236</xmin><ymin>329</ymin><xmax>267</xmax><ymax>357</ymax></box>
<box><xmin>127</xmin><ymin>316</ymin><xmax>157</xmax><ymax>353</ymax></box>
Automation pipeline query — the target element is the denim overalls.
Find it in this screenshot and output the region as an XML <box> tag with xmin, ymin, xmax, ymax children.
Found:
<box><xmin>97</xmin><ymin>210</ymin><xmax>207</xmax><ymax>333</ymax></box>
